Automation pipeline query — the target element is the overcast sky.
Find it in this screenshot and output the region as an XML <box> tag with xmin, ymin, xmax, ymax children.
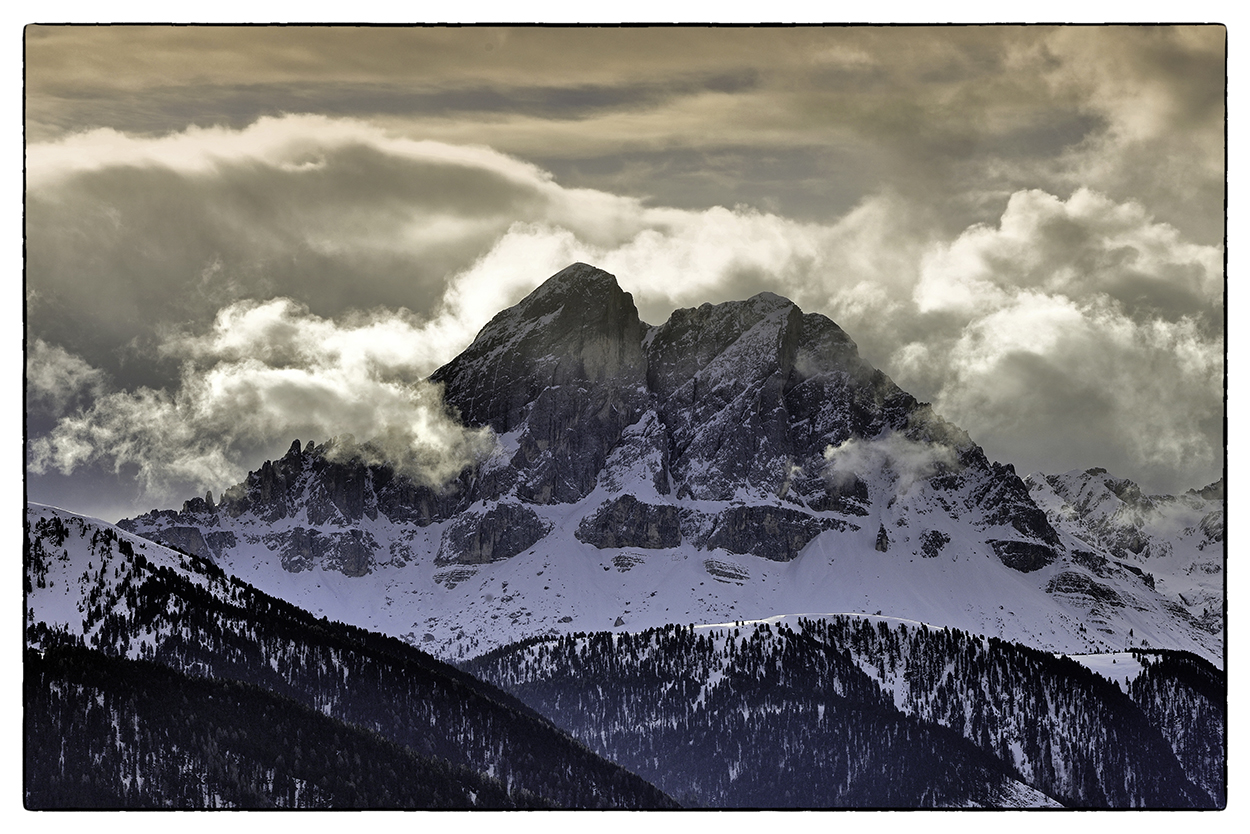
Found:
<box><xmin>23</xmin><ymin>24</ymin><xmax>1226</xmax><ymax>521</ymax></box>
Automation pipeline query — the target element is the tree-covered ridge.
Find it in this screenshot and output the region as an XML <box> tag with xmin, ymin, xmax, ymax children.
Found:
<box><xmin>24</xmin><ymin>506</ymin><xmax>676</xmax><ymax>810</ymax></box>
<box><xmin>1126</xmin><ymin>649</ymin><xmax>1226</xmax><ymax>806</ymax></box>
<box><xmin>469</xmin><ymin>616</ymin><xmax>1223</xmax><ymax>808</ymax></box>
<box><xmin>469</xmin><ymin>623</ymin><xmax>1053</xmax><ymax>808</ymax></box>
<box><xmin>25</xmin><ymin>646</ymin><xmax>531</xmax><ymax>809</ymax></box>
<box><xmin>808</xmin><ymin>617</ymin><xmax>1215</xmax><ymax>807</ymax></box>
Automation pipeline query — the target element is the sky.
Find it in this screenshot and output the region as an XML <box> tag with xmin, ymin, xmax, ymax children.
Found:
<box><xmin>22</xmin><ymin>23</ymin><xmax>1227</xmax><ymax>522</ymax></box>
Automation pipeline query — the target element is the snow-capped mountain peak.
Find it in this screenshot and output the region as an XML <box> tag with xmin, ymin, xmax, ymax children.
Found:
<box><xmin>116</xmin><ymin>264</ymin><xmax>1222</xmax><ymax>665</ymax></box>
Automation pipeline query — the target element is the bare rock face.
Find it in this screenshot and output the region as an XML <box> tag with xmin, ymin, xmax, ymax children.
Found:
<box><xmin>701</xmin><ymin>506</ymin><xmax>849</xmax><ymax>563</ymax></box>
<box><xmin>262</xmin><ymin>527</ymin><xmax>379</xmax><ymax>576</ymax></box>
<box><xmin>575</xmin><ymin>496</ymin><xmax>681</xmax><ymax>550</ymax></box>
<box><xmin>967</xmin><ymin>459</ymin><xmax>1061</xmax><ymax>550</ymax></box>
<box><xmin>210</xmin><ymin>439</ymin><xmax>464</xmax><ymax>528</ymax></box>
<box><xmin>436</xmin><ymin>503</ymin><xmax>550</xmax><ymax>566</ymax></box>
<box><xmin>647</xmin><ymin>296</ymin><xmax>918</xmax><ymax>505</ymax></box>
<box><xmin>432</xmin><ymin>263</ymin><xmax>650</xmax><ymax>505</ymax></box>
<box><xmin>987</xmin><ymin>539</ymin><xmax>1055</xmax><ymax>573</ymax></box>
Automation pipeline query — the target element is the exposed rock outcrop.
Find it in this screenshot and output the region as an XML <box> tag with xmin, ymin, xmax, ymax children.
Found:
<box><xmin>263</xmin><ymin>527</ymin><xmax>379</xmax><ymax>576</ymax></box>
<box><xmin>702</xmin><ymin>505</ymin><xmax>847</xmax><ymax>562</ymax></box>
<box><xmin>988</xmin><ymin>539</ymin><xmax>1055</xmax><ymax>573</ymax></box>
<box><xmin>432</xmin><ymin>263</ymin><xmax>650</xmax><ymax>505</ymax></box>
<box><xmin>575</xmin><ymin>495</ymin><xmax>681</xmax><ymax>550</ymax></box>
<box><xmin>436</xmin><ymin>503</ymin><xmax>550</xmax><ymax>566</ymax></box>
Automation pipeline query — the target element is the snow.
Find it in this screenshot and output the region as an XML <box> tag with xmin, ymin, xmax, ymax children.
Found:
<box><xmin>36</xmin><ymin>356</ymin><xmax>1222</xmax><ymax>675</ymax></box>
<box><xmin>68</xmin><ymin>272</ymin><xmax>1222</xmax><ymax>684</ymax></box>
<box><xmin>25</xmin><ymin>503</ymin><xmax>216</xmax><ymax>645</ymax></box>
<box><xmin>1025</xmin><ymin>469</ymin><xmax>1224</xmax><ymax>632</ymax></box>
<box><xmin>1064</xmin><ymin>652</ymin><xmax>1149</xmax><ymax>692</ymax></box>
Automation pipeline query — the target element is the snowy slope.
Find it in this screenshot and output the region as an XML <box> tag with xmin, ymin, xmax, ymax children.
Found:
<box><xmin>1026</xmin><ymin>469</ymin><xmax>1224</xmax><ymax>640</ymax></box>
<box><xmin>120</xmin><ymin>467</ymin><xmax>1220</xmax><ymax>666</ymax></box>
<box><xmin>23</xmin><ymin>502</ymin><xmax>681</xmax><ymax>810</ymax></box>
<box><xmin>1066</xmin><ymin>652</ymin><xmax>1149</xmax><ymax>692</ymax></box>
<box><xmin>25</xmin><ymin>502</ymin><xmax>221</xmax><ymax>653</ymax></box>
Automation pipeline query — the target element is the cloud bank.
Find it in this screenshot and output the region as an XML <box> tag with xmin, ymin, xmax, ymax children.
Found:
<box><xmin>25</xmin><ymin>101</ymin><xmax>1223</xmax><ymax>508</ymax></box>
<box><xmin>28</xmin><ymin>297</ymin><xmax>496</xmax><ymax>503</ymax></box>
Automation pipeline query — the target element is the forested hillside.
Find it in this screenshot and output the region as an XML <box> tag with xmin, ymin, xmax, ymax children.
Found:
<box><xmin>469</xmin><ymin>616</ymin><xmax>1222</xmax><ymax>808</ymax></box>
<box><xmin>469</xmin><ymin>622</ymin><xmax>1053</xmax><ymax>807</ymax></box>
<box><xmin>1126</xmin><ymin>649</ymin><xmax>1226</xmax><ymax>806</ymax></box>
<box><xmin>26</xmin><ymin>646</ymin><xmax>529</xmax><ymax>809</ymax></box>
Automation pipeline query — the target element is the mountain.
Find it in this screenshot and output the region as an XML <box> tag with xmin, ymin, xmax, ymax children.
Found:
<box><xmin>24</xmin><ymin>503</ymin><xmax>676</xmax><ymax>809</ymax></box>
<box><xmin>117</xmin><ymin>263</ymin><xmax>1222</xmax><ymax>664</ymax></box>
<box><xmin>30</xmin><ymin>262</ymin><xmax>1225</xmax><ymax>809</ymax></box>
<box><xmin>1025</xmin><ymin>468</ymin><xmax>1225</xmax><ymax>640</ymax></box>
<box><xmin>467</xmin><ymin>615</ymin><xmax>1223</xmax><ymax>808</ymax></box>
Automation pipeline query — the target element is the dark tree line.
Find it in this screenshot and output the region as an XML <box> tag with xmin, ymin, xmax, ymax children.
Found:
<box><xmin>1127</xmin><ymin>649</ymin><xmax>1225</xmax><ymax>806</ymax></box>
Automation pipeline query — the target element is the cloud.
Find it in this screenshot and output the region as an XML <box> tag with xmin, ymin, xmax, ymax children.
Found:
<box><xmin>26</xmin><ymin>338</ymin><xmax>108</xmax><ymax>416</ymax></box>
<box><xmin>913</xmin><ymin>188</ymin><xmax>1222</xmax><ymax>323</ymax></box>
<box><xmin>888</xmin><ymin>187</ymin><xmax>1222</xmax><ymax>493</ymax></box>
<box><xmin>1036</xmin><ymin>26</ymin><xmax>1226</xmax><ymax>244</ymax></box>
<box><xmin>24</xmin><ymin>115</ymin><xmax>658</xmax><ymax>388</ymax></box>
<box><xmin>823</xmin><ymin>432</ymin><xmax>962</xmax><ymax>497</ymax></box>
<box><xmin>28</xmin><ymin>299</ymin><xmax>496</xmax><ymax>503</ymax></box>
<box><xmin>26</xmin><ymin>27</ymin><xmax>1222</xmax><ymax>240</ymax></box>
<box><xmin>445</xmin><ymin>184</ymin><xmax>1222</xmax><ymax>493</ymax></box>
<box><xmin>917</xmin><ymin>294</ymin><xmax>1222</xmax><ymax>492</ymax></box>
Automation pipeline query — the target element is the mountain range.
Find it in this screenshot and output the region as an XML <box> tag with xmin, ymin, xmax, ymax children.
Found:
<box><xmin>25</xmin><ymin>503</ymin><xmax>675</xmax><ymax>809</ymax></box>
<box><xmin>118</xmin><ymin>263</ymin><xmax>1223</xmax><ymax>666</ymax></box>
<box><xmin>27</xmin><ymin>263</ymin><xmax>1225</xmax><ymax>808</ymax></box>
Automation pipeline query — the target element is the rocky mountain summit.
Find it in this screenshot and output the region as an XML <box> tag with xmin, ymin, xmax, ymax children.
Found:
<box><xmin>119</xmin><ymin>264</ymin><xmax>1221</xmax><ymax>662</ymax></box>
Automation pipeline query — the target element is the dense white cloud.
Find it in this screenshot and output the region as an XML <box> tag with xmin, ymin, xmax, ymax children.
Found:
<box><xmin>924</xmin><ymin>294</ymin><xmax>1222</xmax><ymax>488</ymax></box>
<box><xmin>28</xmin><ymin>299</ymin><xmax>496</xmax><ymax>503</ymax></box>
<box><xmin>823</xmin><ymin>433</ymin><xmax>961</xmax><ymax>497</ymax></box>
<box><xmin>914</xmin><ymin>188</ymin><xmax>1222</xmax><ymax>320</ymax></box>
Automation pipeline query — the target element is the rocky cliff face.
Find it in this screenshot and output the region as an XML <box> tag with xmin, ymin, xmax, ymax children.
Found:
<box><xmin>116</xmin><ymin>263</ymin><xmax>1219</xmax><ymax>663</ymax></box>
<box><xmin>432</xmin><ymin>262</ymin><xmax>651</xmax><ymax>506</ymax></box>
